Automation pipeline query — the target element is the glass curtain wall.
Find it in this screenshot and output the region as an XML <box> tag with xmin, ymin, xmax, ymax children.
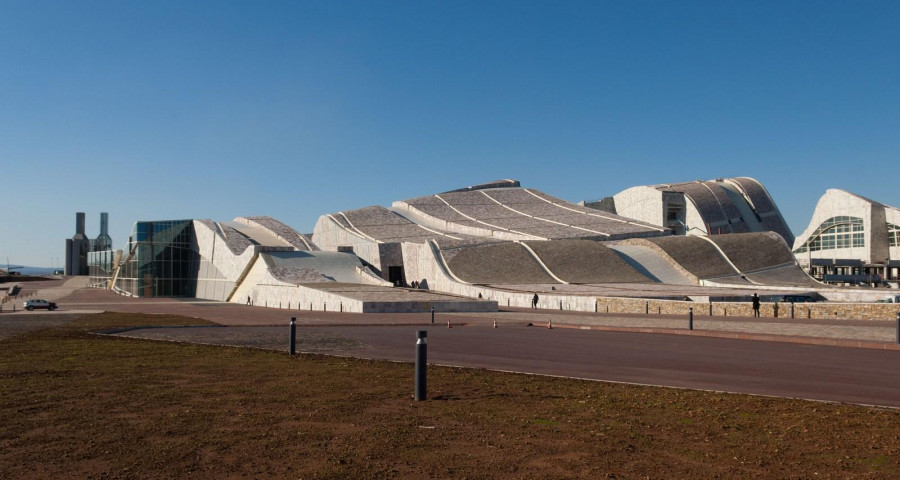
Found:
<box><xmin>116</xmin><ymin>220</ymin><xmax>199</xmax><ymax>297</ymax></box>
<box><xmin>87</xmin><ymin>250</ymin><xmax>116</xmax><ymax>288</ymax></box>
<box><xmin>793</xmin><ymin>216</ymin><xmax>865</xmax><ymax>254</ymax></box>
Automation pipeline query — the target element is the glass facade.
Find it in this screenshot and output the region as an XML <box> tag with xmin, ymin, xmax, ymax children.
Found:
<box><xmin>793</xmin><ymin>216</ymin><xmax>865</xmax><ymax>254</ymax></box>
<box><xmin>88</xmin><ymin>250</ymin><xmax>116</xmax><ymax>288</ymax></box>
<box><xmin>115</xmin><ymin>220</ymin><xmax>199</xmax><ymax>297</ymax></box>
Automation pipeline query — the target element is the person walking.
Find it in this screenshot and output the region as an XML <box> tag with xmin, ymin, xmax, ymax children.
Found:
<box><xmin>751</xmin><ymin>293</ymin><xmax>760</xmax><ymax>318</ymax></box>
<box><xmin>532</xmin><ymin>293</ymin><xmax>539</xmax><ymax>309</ymax></box>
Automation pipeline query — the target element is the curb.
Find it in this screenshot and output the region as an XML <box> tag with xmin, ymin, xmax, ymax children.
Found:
<box><xmin>540</xmin><ymin>322</ymin><xmax>900</xmax><ymax>351</ymax></box>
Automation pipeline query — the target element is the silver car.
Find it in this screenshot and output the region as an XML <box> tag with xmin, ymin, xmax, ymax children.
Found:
<box><xmin>24</xmin><ymin>299</ymin><xmax>57</xmax><ymax>311</ymax></box>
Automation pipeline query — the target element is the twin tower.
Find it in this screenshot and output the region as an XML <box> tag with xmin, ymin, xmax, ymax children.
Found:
<box><xmin>65</xmin><ymin>212</ymin><xmax>113</xmax><ymax>276</ymax></box>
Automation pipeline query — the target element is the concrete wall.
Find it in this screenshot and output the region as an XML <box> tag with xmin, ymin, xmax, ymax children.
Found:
<box><xmin>312</xmin><ymin>215</ymin><xmax>385</xmax><ymax>275</ymax></box>
<box><xmin>793</xmin><ymin>189</ymin><xmax>876</xmax><ymax>265</ymax></box>
<box><xmin>612</xmin><ymin>186</ymin><xmax>664</xmax><ymax>228</ymax></box>
<box><xmin>193</xmin><ymin>220</ymin><xmax>256</xmax><ymax>301</ymax></box>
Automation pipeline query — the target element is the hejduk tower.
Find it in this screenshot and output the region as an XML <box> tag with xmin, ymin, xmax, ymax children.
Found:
<box><xmin>93</xmin><ymin>212</ymin><xmax>113</xmax><ymax>252</ymax></box>
<box><xmin>65</xmin><ymin>212</ymin><xmax>90</xmax><ymax>276</ymax></box>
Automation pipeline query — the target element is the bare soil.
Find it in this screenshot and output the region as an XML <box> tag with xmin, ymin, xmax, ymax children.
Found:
<box><xmin>1</xmin><ymin>312</ymin><xmax>898</xmax><ymax>479</ymax></box>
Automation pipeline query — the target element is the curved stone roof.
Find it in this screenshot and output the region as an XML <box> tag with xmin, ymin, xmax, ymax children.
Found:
<box><xmin>401</xmin><ymin>188</ymin><xmax>665</xmax><ymax>241</ymax></box>
<box><xmin>707</xmin><ymin>232</ymin><xmax>794</xmax><ymax>273</ymax></box>
<box><xmin>196</xmin><ymin>219</ymin><xmax>254</xmax><ymax>255</ymax></box>
<box><xmin>660</xmin><ymin>181</ymin><xmax>733</xmax><ymax>231</ymax></box>
<box><xmin>638</xmin><ymin>236</ymin><xmax>737</xmax><ymax>279</ymax></box>
<box><xmin>336</xmin><ymin>206</ymin><xmax>474</xmax><ymax>243</ymax></box>
<box><xmin>238</xmin><ymin>216</ymin><xmax>318</xmax><ymax>251</ymax></box>
<box><xmin>523</xmin><ymin>240</ymin><xmax>652</xmax><ymax>283</ymax></box>
<box><xmin>444</xmin><ymin>242</ymin><xmax>558</xmax><ymax>284</ymax></box>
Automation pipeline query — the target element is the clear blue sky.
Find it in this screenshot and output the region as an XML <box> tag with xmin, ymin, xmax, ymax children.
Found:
<box><xmin>2</xmin><ymin>1</ymin><xmax>897</xmax><ymax>267</ymax></box>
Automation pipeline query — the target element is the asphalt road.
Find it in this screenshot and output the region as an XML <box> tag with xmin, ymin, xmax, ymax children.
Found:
<box><xmin>314</xmin><ymin>324</ymin><xmax>900</xmax><ymax>408</ymax></box>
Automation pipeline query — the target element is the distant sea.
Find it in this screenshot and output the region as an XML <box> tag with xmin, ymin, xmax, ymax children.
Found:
<box><xmin>7</xmin><ymin>266</ymin><xmax>60</xmax><ymax>276</ymax></box>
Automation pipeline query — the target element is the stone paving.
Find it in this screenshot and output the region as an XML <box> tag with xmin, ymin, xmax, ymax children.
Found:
<box><xmin>7</xmin><ymin>278</ymin><xmax>899</xmax><ymax>351</ymax></box>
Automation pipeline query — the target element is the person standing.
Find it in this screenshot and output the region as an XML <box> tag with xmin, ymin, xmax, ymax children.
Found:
<box><xmin>532</xmin><ymin>293</ymin><xmax>539</xmax><ymax>309</ymax></box>
<box><xmin>751</xmin><ymin>293</ymin><xmax>760</xmax><ymax>318</ymax></box>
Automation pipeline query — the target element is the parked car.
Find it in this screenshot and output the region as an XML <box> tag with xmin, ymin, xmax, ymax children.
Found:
<box><xmin>23</xmin><ymin>299</ymin><xmax>57</xmax><ymax>311</ymax></box>
<box><xmin>780</xmin><ymin>295</ymin><xmax>817</xmax><ymax>303</ymax></box>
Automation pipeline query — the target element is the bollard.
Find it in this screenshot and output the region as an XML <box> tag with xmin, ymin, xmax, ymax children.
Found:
<box><xmin>310</xmin><ymin>303</ymin><xmax>312</xmax><ymax>311</ymax></box>
<box><xmin>791</xmin><ymin>302</ymin><xmax>795</xmax><ymax>319</ymax></box>
<box><xmin>508</xmin><ymin>298</ymin><xmax>510</xmax><ymax>307</ymax></box>
<box><xmin>289</xmin><ymin>317</ymin><xmax>296</xmax><ymax>355</ymax></box>
<box><xmin>559</xmin><ymin>300</ymin><xmax>562</xmax><ymax>310</ymax></box>
<box><xmin>548</xmin><ymin>318</ymin><xmax>552</xmax><ymax>329</ymax></box>
<box><xmin>324</xmin><ymin>302</ymin><xmax>326</xmax><ymax>312</ymax></box>
<box><xmin>595</xmin><ymin>301</ymin><xmax>597</xmax><ymax>313</ymax></box>
<box><xmin>709</xmin><ymin>302</ymin><xmax>712</xmax><ymax>316</ymax></box>
<box><xmin>774</xmin><ymin>302</ymin><xmax>779</xmax><ymax>318</ymax></box>
<box><xmin>415</xmin><ymin>330</ymin><xmax>427</xmax><ymax>401</ymax></box>
<box><xmin>431</xmin><ymin>308</ymin><xmax>434</xmax><ymax>324</ymax></box>
<box><xmin>645</xmin><ymin>302</ymin><xmax>649</xmax><ymax>315</ymax></box>
<box><xmin>340</xmin><ymin>302</ymin><xmax>343</xmax><ymax>312</ymax></box>
<box><xmin>689</xmin><ymin>307</ymin><xmax>694</xmax><ymax>330</ymax></box>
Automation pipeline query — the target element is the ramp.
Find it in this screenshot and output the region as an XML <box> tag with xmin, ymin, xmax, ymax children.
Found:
<box><xmin>608</xmin><ymin>245</ymin><xmax>695</xmax><ymax>285</ymax></box>
<box><xmin>262</xmin><ymin>251</ymin><xmax>387</xmax><ymax>285</ymax></box>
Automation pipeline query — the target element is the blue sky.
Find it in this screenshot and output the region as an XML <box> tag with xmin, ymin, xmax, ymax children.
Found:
<box><xmin>1</xmin><ymin>1</ymin><xmax>897</xmax><ymax>267</ymax></box>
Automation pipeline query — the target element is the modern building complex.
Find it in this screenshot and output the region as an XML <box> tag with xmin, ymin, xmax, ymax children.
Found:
<box><xmin>793</xmin><ymin>189</ymin><xmax>899</xmax><ymax>286</ymax></box>
<box><xmin>595</xmin><ymin>177</ymin><xmax>794</xmax><ymax>245</ymax></box>
<box><xmin>83</xmin><ymin>178</ymin><xmax>897</xmax><ymax>313</ymax></box>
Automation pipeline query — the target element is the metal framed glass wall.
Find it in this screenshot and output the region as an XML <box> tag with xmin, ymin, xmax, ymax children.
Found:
<box><xmin>116</xmin><ymin>220</ymin><xmax>199</xmax><ymax>297</ymax></box>
<box><xmin>793</xmin><ymin>216</ymin><xmax>865</xmax><ymax>254</ymax></box>
<box><xmin>87</xmin><ymin>250</ymin><xmax>115</xmax><ymax>288</ymax></box>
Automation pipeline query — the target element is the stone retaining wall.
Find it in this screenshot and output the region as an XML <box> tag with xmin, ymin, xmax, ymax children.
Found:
<box><xmin>595</xmin><ymin>296</ymin><xmax>900</xmax><ymax>321</ymax></box>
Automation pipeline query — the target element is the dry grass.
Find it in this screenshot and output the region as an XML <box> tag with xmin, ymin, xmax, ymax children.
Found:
<box><xmin>1</xmin><ymin>312</ymin><xmax>898</xmax><ymax>479</ymax></box>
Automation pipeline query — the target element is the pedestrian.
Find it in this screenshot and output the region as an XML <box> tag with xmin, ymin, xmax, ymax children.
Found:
<box><xmin>532</xmin><ymin>293</ymin><xmax>539</xmax><ymax>309</ymax></box>
<box><xmin>751</xmin><ymin>293</ymin><xmax>760</xmax><ymax>318</ymax></box>
<box><xmin>247</xmin><ymin>295</ymin><xmax>251</xmax><ymax>306</ymax></box>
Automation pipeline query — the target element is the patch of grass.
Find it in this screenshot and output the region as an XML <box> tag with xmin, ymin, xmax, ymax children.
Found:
<box><xmin>1</xmin><ymin>312</ymin><xmax>899</xmax><ymax>479</ymax></box>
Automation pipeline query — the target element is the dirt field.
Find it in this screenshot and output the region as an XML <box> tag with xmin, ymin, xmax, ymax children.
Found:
<box><xmin>1</xmin><ymin>312</ymin><xmax>899</xmax><ymax>479</ymax></box>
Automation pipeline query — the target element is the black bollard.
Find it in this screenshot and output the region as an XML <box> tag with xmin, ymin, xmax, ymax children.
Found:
<box><xmin>431</xmin><ymin>307</ymin><xmax>434</xmax><ymax>324</ymax></box>
<box><xmin>324</xmin><ymin>302</ymin><xmax>326</xmax><ymax>312</ymax></box>
<box><xmin>559</xmin><ymin>300</ymin><xmax>562</xmax><ymax>310</ymax></box>
<box><xmin>645</xmin><ymin>302</ymin><xmax>649</xmax><ymax>315</ymax></box>
<box><xmin>415</xmin><ymin>330</ymin><xmax>427</xmax><ymax>401</ymax></box>
<box><xmin>689</xmin><ymin>307</ymin><xmax>694</xmax><ymax>330</ymax></box>
<box><xmin>340</xmin><ymin>302</ymin><xmax>343</xmax><ymax>312</ymax></box>
<box><xmin>791</xmin><ymin>302</ymin><xmax>795</xmax><ymax>319</ymax></box>
<box><xmin>709</xmin><ymin>302</ymin><xmax>712</xmax><ymax>316</ymax></box>
<box><xmin>774</xmin><ymin>302</ymin><xmax>779</xmax><ymax>318</ymax></box>
<box><xmin>289</xmin><ymin>317</ymin><xmax>296</xmax><ymax>355</ymax></box>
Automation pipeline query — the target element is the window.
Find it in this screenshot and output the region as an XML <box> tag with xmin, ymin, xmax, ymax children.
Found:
<box><xmin>793</xmin><ymin>216</ymin><xmax>864</xmax><ymax>253</ymax></box>
<box><xmin>889</xmin><ymin>223</ymin><xmax>900</xmax><ymax>247</ymax></box>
